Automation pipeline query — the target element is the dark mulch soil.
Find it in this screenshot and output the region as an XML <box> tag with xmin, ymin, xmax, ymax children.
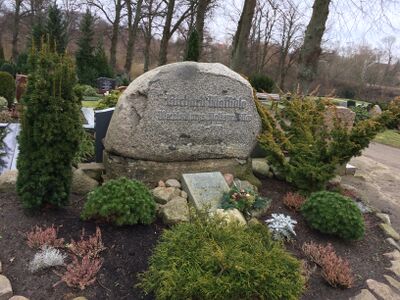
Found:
<box><xmin>0</xmin><ymin>193</ymin><xmax>165</xmax><ymax>300</ymax></box>
<box><xmin>0</xmin><ymin>178</ymin><xmax>393</xmax><ymax>300</ymax></box>
<box><xmin>260</xmin><ymin>178</ymin><xmax>393</xmax><ymax>300</ymax></box>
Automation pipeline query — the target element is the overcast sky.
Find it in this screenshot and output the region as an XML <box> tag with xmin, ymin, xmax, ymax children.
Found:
<box><xmin>210</xmin><ymin>0</ymin><xmax>400</xmax><ymax>53</ymax></box>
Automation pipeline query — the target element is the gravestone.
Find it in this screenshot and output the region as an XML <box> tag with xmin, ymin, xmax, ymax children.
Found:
<box><xmin>96</xmin><ymin>77</ymin><xmax>116</xmax><ymax>94</ymax></box>
<box><xmin>181</xmin><ymin>172</ymin><xmax>229</xmax><ymax>210</ymax></box>
<box><xmin>94</xmin><ymin>108</ymin><xmax>115</xmax><ymax>163</ymax></box>
<box><xmin>103</xmin><ymin>62</ymin><xmax>261</xmax><ymax>184</ymax></box>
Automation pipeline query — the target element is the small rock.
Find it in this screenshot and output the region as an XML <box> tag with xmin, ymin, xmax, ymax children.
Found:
<box><xmin>329</xmin><ymin>175</ymin><xmax>342</xmax><ymax>186</ymax></box>
<box><xmin>72</xmin><ymin>297</ymin><xmax>88</xmax><ymax>300</ymax></box>
<box><xmin>250</xmin><ymin>199</ymin><xmax>272</xmax><ymax>218</ymax></box>
<box><xmin>152</xmin><ymin>187</ymin><xmax>180</xmax><ymax>205</ymax></box>
<box><xmin>71</xmin><ymin>169</ymin><xmax>99</xmax><ymax>195</ymax></box>
<box><xmin>346</xmin><ymin>163</ymin><xmax>357</xmax><ymax>175</ymax></box>
<box><xmin>380</xmin><ymin>223</ymin><xmax>400</xmax><ymax>241</ymax></box>
<box><xmin>160</xmin><ymin>197</ymin><xmax>189</xmax><ymax>225</ymax></box>
<box><xmin>223</xmin><ymin>173</ymin><xmax>234</xmax><ymax>187</ymax></box>
<box><xmin>212</xmin><ymin>209</ymin><xmax>247</xmax><ymax>226</ymax></box>
<box><xmin>0</xmin><ymin>261</ymin><xmax>2</xmax><ymax>273</ymax></box>
<box><xmin>180</xmin><ymin>190</ymin><xmax>188</xmax><ymax>199</ymax></box>
<box><xmin>9</xmin><ymin>297</ymin><xmax>29</xmax><ymax>300</ymax></box>
<box><xmin>77</xmin><ymin>163</ymin><xmax>105</xmax><ymax>181</ymax></box>
<box><xmin>366</xmin><ymin>279</ymin><xmax>400</xmax><ymax>300</ymax></box>
<box><xmin>384</xmin><ymin>250</ymin><xmax>400</xmax><ymax>260</ymax></box>
<box><xmin>158</xmin><ymin>180</ymin><xmax>166</xmax><ymax>187</ymax></box>
<box><xmin>386</xmin><ymin>238</ymin><xmax>400</xmax><ymax>251</ymax></box>
<box><xmin>252</xmin><ymin>158</ymin><xmax>270</xmax><ymax>178</ymax></box>
<box><xmin>356</xmin><ymin>201</ymin><xmax>372</xmax><ymax>213</ymax></box>
<box><xmin>165</xmin><ymin>179</ymin><xmax>181</xmax><ymax>188</ymax></box>
<box><xmin>349</xmin><ymin>289</ymin><xmax>377</xmax><ymax>300</ymax></box>
<box><xmin>384</xmin><ymin>275</ymin><xmax>400</xmax><ymax>292</ymax></box>
<box><xmin>233</xmin><ymin>179</ymin><xmax>257</xmax><ymax>193</ymax></box>
<box><xmin>0</xmin><ymin>170</ymin><xmax>18</xmax><ymax>193</ymax></box>
<box><xmin>369</xmin><ymin>105</ymin><xmax>382</xmax><ymax>117</ymax></box>
<box><xmin>387</xmin><ymin>260</ymin><xmax>400</xmax><ymax>277</ymax></box>
<box><xmin>377</xmin><ymin>213</ymin><xmax>391</xmax><ymax>225</ymax></box>
<box><xmin>0</xmin><ymin>275</ymin><xmax>12</xmax><ymax>300</ymax></box>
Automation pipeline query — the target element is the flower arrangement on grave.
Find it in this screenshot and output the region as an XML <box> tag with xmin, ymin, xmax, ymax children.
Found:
<box><xmin>220</xmin><ymin>184</ymin><xmax>269</xmax><ymax>218</ymax></box>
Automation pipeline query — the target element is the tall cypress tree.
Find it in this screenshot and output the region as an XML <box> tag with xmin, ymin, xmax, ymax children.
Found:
<box><xmin>185</xmin><ymin>29</ymin><xmax>200</xmax><ymax>62</ymax></box>
<box><xmin>17</xmin><ymin>44</ymin><xmax>81</xmax><ymax>209</ymax></box>
<box><xmin>76</xmin><ymin>9</ymin><xmax>97</xmax><ymax>85</ymax></box>
<box><xmin>46</xmin><ymin>4</ymin><xmax>68</xmax><ymax>53</ymax></box>
<box><xmin>94</xmin><ymin>41</ymin><xmax>114</xmax><ymax>78</ymax></box>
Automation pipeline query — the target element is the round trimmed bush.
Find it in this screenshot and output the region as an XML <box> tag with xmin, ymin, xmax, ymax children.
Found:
<box><xmin>138</xmin><ymin>216</ymin><xmax>304</xmax><ymax>300</ymax></box>
<box><xmin>249</xmin><ymin>74</ymin><xmax>274</xmax><ymax>93</ymax></box>
<box><xmin>81</xmin><ymin>177</ymin><xmax>156</xmax><ymax>225</ymax></box>
<box><xmin>0</xmin><ymin>71</ymin><xmax>16</xmax><ymax>108</ymax></box>
<box><xmin>301</xmin><ymin>191</ymin><xmax>365</xmax><ymax>240</ymax></box>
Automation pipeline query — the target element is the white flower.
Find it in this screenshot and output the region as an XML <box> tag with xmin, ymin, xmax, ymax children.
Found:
<box><xmin>29</xmin><ymin>246</ymin><xmax>67</xmax><ymax>273</ymax></box>
<box><xmin>265</xmin><ymin>213</ymin><xmax>297</xmax><ymax>240</ymax></box>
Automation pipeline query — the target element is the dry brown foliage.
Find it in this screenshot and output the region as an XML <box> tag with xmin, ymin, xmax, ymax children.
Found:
<box><xmin>282</xmin><ymin>192</ymin><xmax>305</xmax><ymax>211</ymax></box>
<box><xmin>55</xmin><ymin>255</ymin><xmax>103</xmax><ymax>290</ymax></box>
<box><xmin>68</xmin><ymin>227</ymin><xmax>105</xmax><ymax>258</ymax></box>
<box><xmin>340</xmin><ymin>188</ymin><xmax>357</xmax><ymax>200</ymax></box>
<box><xmin>302</xmin><ymin>242</ymin><xmax>354</xmax><ymax>288</ymax></box>
<box><xmin>27</xmin><ymin>225</ymin><xmax>65</xmax><ymax>249</ymax></box>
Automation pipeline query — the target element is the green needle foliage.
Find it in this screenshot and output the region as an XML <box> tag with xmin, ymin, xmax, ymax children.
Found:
<box><xmin>0</xmin><ymin>71</ymin><xmax>16</xmax><ymax>108</ymax></box>
<box><xmin>76</xmin><ymin>9</ymin><xmax>97</xmax><ymax>85</ymax></box>
<box><xmin>138</xmin><ymin>215</ymin><xmax>304</xmax><ymax>300</ymax></box>
<box><xmin>301</xmin><ymin>191</ymin><xmax>365</xmax><ymax>240</ymax></box>
<box><xmin>185</xmin><ymin>29</ymin><xmax>200</xmax><ymax>62</ymax></box>
<box><xmin>81</xmin><ymin>177</ymin><xmax>156</xmax><ymax>225</ymax></box>
<box><xmin>17</xmin><ymin>45</ymin><xmax>81</xmax><ymax>209</ymax></box>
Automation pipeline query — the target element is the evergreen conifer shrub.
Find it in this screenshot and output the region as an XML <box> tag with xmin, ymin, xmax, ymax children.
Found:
<box><xmin>185</xmin><ymin>29</ymin><xmax>200</xmax><ymax>62</ymax></box>
<box><xmin>17</xmin><ymin>45</ymin><xmax>81</xmax><ymax>209</ymax></box>
<box><xmin>138</xmin><ymin>215</ymin><xmax>304</xmax><ymax>299</ymax></box>
<box><xmin>81</xmin><ymin>177</ymin><xmax>156</xmax><ymax>225</ymax></box>
<box><xmin>301</xmin><ymin>191</ymin><xmax>365</xmax><ymax>240</ymax></box>
<box><xmin>0</xmin><ymin>71</ymin><xmax>16</xmax><ymax>108</ymax></box>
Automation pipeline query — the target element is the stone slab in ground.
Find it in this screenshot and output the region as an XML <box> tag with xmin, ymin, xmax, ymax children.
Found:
<box><xmin>349</xmin><ymin>289</ymin><xmax>377</xmax><ymax>300</ymax></box>
<box><xmin>366</xmin><ymin>279</ymin><xmax>400</xmax><ymax>300</ymax></box>
<box><xmin>181</xmin><ymin>172</ymin><xmax>229</xmax><ymax>210</ymax></box>
<box><xmin>0</xmin><ymin>275</ymin><xmax>12</xmax><ymax>300</ymax></box>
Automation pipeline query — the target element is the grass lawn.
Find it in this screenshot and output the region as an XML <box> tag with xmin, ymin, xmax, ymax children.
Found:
<box><xmin>374</xmin><ymin>129</ymin><xmax>400</xmax><ymax>148</ymax></box>
<box><xmin>82</xmin><ymin>100</ymin><xmax>100</xmax><ymax>108</ymax></box>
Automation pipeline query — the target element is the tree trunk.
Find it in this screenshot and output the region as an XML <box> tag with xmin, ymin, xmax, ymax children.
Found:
<box><xmin>12</xmin><ymin>0</ymin><xmax>23</xmax><ymax>61</ymax></box>
<box><xmin>297</xmin><ymin>0</ymin><xmax>331</xmax><ymax>93</ymax></box>
<box><xmin>110</xmin><ymin>0</ymin><xmax>123</xmax><ymax>70</ymax></box>
<box><xmin>144</xmin><ymin>36</ymin><xmax>151</xmax><ymax>72</ymax></box>
<box><xmin>125</xmin><ymin>0</ymin><xmax>143</xmax><ymax>75</ymax></box>
<box><xmin>231</xmin><ymin>0</ymin><xmax>257</xmax><ymax>74</ymax></box>
<box><xmin>158</xmin><ymin>0</ymin><xmax>175</xmax><ymax>66</ymax></box>
<box><xmin>195</xmin><ymin>0</ymin><xmax>210</xmax><ymax>58</ymax></box>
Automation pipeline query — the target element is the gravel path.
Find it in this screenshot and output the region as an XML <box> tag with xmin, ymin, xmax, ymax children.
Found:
<box><xmin>342</xmin><ymin>142</ymin><xmax>400</xmax><ymax>232</ymax></box>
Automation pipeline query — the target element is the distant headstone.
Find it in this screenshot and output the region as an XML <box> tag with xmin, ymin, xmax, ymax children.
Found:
<box><xmin>103</xmin><ymin>62</ymin><xmax>261</xmax><ymax>183</ymax></box>
<box><xmin>96</xmin><ymin>77</ymin><xmax>116</xmax><ymax>94</ymax></box>
<box><xmin>181</xmin><ymin>172</ymin><xmax>229</xmax><ymax>210</ymax></box>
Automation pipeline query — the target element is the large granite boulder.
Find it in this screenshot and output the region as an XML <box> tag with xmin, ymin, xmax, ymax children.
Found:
<box><xmin>103</xmin><ymin>62</ymin><xmax>261</xmax><ymax>183</ymax></box>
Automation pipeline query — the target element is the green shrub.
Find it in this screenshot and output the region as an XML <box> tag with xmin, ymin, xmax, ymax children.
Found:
<box><xmin>351</xmin><ymin>105</ymin><xmax>370</xmax><ymax>123</ymax></box>
<box><xmin>81</xmin><ymin>177</ymin><xmax>156</xmax><ymax>225</ymax></box>
<box><xmin>73</xmin><ymin>84</ymin><xmax>98</xmax><ymax>101</ymax></box>
<box><xmin>379</xmin><ymin>98</ymin><xmax>400</xmax><ymax>129</ymax></box>
<box><xmin>0</xmin><ymin>71</ymin><xmax>16</xmax><ymax>108</ymax></box>
<box><xmin>96</xmin><ymin>90</ymin><xmax>120</xmax><ymax>109</ymax></box>
<box><xmin>138</xmin><ymin>215</ymin><xmax>304</xmax><ymax>300</ymax></box>
<box><xmin>301</xmin><ymin>191</ymin><xmax>365</xmax><ymax>240</ymax></box>
<box><xmin>72</xmin><ymin>130</ymin><xmax>95</xmax><ymax>166</ymax></box>
<box><xmin>249</xmin><ymin>74</ymin><xmax>274</xmax><ymax>93</ymax></box>
<box><xmin>256</xmin><ymin>96</ymin><xmax>382</xmax><ymax>192</ymax></box>
<box><xmin>185</xmin><ymin>29</ymin><xmax>200</xmax><ymax>62</ymax></box>
<box><xmin>0</xmin><ymin>62</ymin><xmax>17</xmax><ymax>77</ymax></box>
<box><xmin>17</xmin><ymin>45</ymin><xmax>81</xmax><ymax>209</ymax></box>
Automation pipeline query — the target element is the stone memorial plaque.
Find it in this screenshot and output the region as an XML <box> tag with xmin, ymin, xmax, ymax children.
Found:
<box><xmin>181</xmin><ymin>172</ymin><xmax>229</xmax><ymax>210</ymax></box>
